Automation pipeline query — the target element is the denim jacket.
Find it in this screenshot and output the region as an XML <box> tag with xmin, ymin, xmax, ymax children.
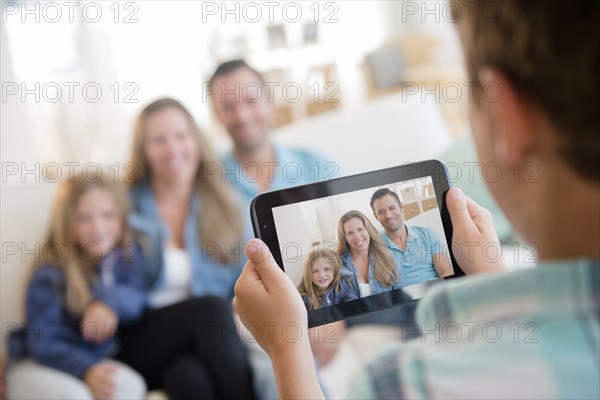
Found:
<box><xmin>302</xmin><ymin>277</ymin><xmax>359</xmax><ymax>310</ymax></box>
<box><xmin>8</xmin><ymin>245</ymin><xmax>146</xmax><ymax>378</ymax></box>
<box><xmin>128</xmin><ymin>182</ymin><xmax>244</xmax><ymax>302</ymax></box>
<box><xmin>340</xmin><ymin>250</ymin><xmax>403</xmax><ymax>296</ymax></box>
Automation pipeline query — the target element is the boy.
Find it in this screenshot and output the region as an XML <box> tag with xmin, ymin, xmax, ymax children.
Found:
<box><xmin>233</xmin><ymin>1</ymin><xmax>600</xmax><ymax>398</ymax></box>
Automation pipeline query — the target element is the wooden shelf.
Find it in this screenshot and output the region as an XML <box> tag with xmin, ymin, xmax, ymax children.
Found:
<box><xmin>391</xmin><ymin>179</ymin><xmax>439</xmax><ymax>221</ymax></box>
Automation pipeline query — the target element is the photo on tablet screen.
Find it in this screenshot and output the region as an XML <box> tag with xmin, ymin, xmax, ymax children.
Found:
<box><xmin>271</xmin><ymin>176</ymin><xmax>454</xmax><ymax>312</ymax></box>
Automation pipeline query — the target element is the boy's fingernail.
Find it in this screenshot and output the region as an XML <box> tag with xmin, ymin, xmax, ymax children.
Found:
<box><xmin>448</xmin><ymin>188</ymin><xmax>464</xmax><ymax>200</ymax></box>
<box><xmin>246</xmin><ymin>239</ymin><xmax>266</xmax><ymax>259</ymax></box>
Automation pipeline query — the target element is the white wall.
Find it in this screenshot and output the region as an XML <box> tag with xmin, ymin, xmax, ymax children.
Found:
<box><xmin>1</xmin><ymin>182</ymin><xmax>59</xmax><ymax>357</ymax></box>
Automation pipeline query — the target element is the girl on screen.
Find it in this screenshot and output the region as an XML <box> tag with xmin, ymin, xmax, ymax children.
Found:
<box><xmin>297</xmin><ymin>249</ymin><xmax>359</xmax><ymax>310</ymax></box>
<box><xmin>337</xmin><ymin>210</ymin><xmax>402</xmax><ymax>297</ymax></box>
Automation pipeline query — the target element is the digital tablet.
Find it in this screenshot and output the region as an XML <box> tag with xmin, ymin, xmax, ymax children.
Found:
<box><xmin>250</xmin><ymin>160</ymin><xmax>464</xmax><ymax>327</ymax></box>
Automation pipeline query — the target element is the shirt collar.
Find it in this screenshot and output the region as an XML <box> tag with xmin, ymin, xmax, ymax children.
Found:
<box><xmin>382</xmin><ymin>225</ymin><xmax>411</xmax><ymax>250</ymax></box>
<box><xmin>132</xmin><ymin>180</ymin><xmax>199</xmax><ymax>241</ymax></box>
<box><xmin>134</xmin><ymin>179</ymin><xmax>198</xmax><ymax>215</ymax></box>
<box><xmin>341</xmin><ymin>250</ymin><xmax>374</xmax><ymax>268</ymax></box>
<box><xmin>222</xmin><ymin>142</ymin><xmax>289</xmax><ymax>197</ymax></box>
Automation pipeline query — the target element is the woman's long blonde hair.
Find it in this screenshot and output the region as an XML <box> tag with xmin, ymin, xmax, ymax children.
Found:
<box><xmin>128</xmin><ymin>98</ymin><xmax>243</xmax><ymax>265</ymax></box>
<box><xmin>336</xmin><ymin>210</ymin><xmax>398</xmax><ymax>287</ymax></box>
<box><xmin>297</xmin><ymin>249</ymin><xmax>342</xmax><ymax>310</ymax></box>
<box><xmin>35</xmin><ymin>173</ymin><xmax>132</xmax><ymax>316</ymax></box>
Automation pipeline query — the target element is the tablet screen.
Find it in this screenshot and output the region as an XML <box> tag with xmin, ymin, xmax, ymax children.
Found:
<box><xmin>272</xmin><ymin>176</ymin><xmax>453</xmax><ymax>313</ymax></box>
<box><xmin>252</xmin><ymin>160</ymin><xmax>462</xmax><ymax>326</ymax></box>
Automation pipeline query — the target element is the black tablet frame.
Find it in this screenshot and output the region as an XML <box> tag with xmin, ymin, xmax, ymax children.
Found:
<box><xmin>250</xmin><ymin>159</ymin><xmax>464</xmax><ymax>327</ymax></box>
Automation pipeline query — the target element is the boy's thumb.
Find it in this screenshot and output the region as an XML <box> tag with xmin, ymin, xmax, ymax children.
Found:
<box><xmin>245</xmin><ymin>239</ymin><xmax>283</xmax><ymax>286</ymax></box>
<box><xmin>446</xmin><ymin>188</ymin><xmax>474</xmax><ymax>231</ymax></box>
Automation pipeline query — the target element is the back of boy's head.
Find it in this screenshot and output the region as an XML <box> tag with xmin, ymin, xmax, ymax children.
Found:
<box><xmin>451</xmin><ymin>0</ymin><xmax>600</xmax><ymax>183</ymax></box>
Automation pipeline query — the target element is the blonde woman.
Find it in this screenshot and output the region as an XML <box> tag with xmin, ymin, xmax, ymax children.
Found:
<box><xmin>115</xmin><ymin>98</ymin><xmax>254</xmax><ymax>399</ymax></box>
<box><xmin>337</xmin><ymin>210</ymin><xmax>404</xmax><ymax>297</ymax></box>
<box><xmin>297</xmin><ymin>249</ymin><xmax>359</xmax><ymax>310</ymax></box>
<box><xmin>6</xmin><ymin>174</ymin><xmax>146</xmax><ymax>399</ymax></box>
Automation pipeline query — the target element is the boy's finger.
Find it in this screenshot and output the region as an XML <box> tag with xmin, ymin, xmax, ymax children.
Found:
<box><xmin>447</xmin><ymin>188</ymin><xmax>476</xmax><ymax>233</ymax></box>
<box><xmin>465</xmin><ymin>196</ymin><xmax>493</xmax><ymax>230</ymax></box>
<box><xmin>245</xmin><ymin>239</ymin><xmax>287</xmax><ymax>291</ymax></box>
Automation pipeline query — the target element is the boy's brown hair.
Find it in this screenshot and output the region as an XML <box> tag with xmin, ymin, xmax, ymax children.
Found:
<box><xmin>451</xmin><ymin>0</ymin><xmax>600</xmax><ymax>183</ymax></box>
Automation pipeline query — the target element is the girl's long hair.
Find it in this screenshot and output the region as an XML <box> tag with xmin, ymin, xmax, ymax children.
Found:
<box><xmin>297</xmin><ymin>249</ymin><xmax>342</xmax><ymax>310</ymax></box>
<box><xmin>336</xmin><ymin>210</ymin><xmax>398</xmax><ymax>287</ymax></box>
<box><xmin>128</xmin><ymin>98</ymin><xmax>243</xmax><ymax>265</ymax></box>
<box><xmin>35</xmin><ymin>173</ymin><xmax>132</xmax><ymax>316</ymax></box>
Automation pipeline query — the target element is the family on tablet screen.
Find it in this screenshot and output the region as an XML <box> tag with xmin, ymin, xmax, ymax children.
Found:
<box><xmin>298</xmin><ymin>188</ymin><xmax>453</xmax><ymax>310</ymax></box>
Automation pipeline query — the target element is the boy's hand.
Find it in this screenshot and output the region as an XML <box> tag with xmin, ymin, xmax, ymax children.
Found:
<box><xmin>233</xmin><ymin>239</ymin><xmax>309</xmax><ymax>358</ymax></box>
<box><xmin>234</xmin><ymin>239</ymin><xmax>324</xmax><ymax>399</ymax></box>
<box><xmin>446</xmin><ymin>188</ymin><xmax>508</xmax><ymax>274</ymax></box>
<box><xmin>81</xmin><ymin>301</ymin><xmax>118</xmax><ymax>344</ymax></box>
<box><xmin>83</xmin><ymin>363</ymin><xmax>115</xmax><ymax>399</ymax></box>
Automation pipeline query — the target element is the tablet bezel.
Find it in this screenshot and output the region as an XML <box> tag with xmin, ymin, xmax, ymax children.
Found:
<box><xmin>250</xmin><ymin>159</ymin><xmax>464</xmax><ymax>327</ymax></box>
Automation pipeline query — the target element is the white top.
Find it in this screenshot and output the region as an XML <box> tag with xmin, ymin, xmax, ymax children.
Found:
<box><xmin>359</xmin><ymin>283</ymin><xmax>372</xmax><ymax>298</ymax></box>
<box><xmin>147</xmin><ymin>247</ymin><xmax>192</xmax><ymax>308</ymax></box>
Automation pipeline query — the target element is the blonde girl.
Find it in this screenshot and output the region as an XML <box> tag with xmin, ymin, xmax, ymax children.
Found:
<box><xmin>7</xmin><ymin>173</ymin><xmax>146</xmax><ymax>400</ymax></box>
<box><xmin>297</xmin><ymin>249</ymin><xmax>359</xmax><ymax>310</ymax></box>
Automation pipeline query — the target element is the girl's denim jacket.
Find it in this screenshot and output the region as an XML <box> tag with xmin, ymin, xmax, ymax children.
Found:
<box><xmin>340</xmin><ymin>250</ymin><xmax>403</xmax><ymax>295</ymax></box>
<box><xmin>8</xmin><ymin>245</ymin><xmax>146</xmax><ymax>377</ymax></box>
<box><xmin>302</xmin><ymin>277</ymin><xmax>359</xmax><ymax>310</ymax></box>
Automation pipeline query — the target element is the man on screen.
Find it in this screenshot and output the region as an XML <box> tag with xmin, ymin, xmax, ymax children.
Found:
<box><xmin>370</xmin><ymin>188</ymin><xmax>453</xmax><ymax>285</ymax></box>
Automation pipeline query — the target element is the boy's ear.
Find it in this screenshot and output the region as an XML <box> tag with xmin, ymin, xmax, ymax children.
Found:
<box><xmin>477</xmin><ymin>67</ymin><xmax>537</xmax><ymax>164</ymax></box>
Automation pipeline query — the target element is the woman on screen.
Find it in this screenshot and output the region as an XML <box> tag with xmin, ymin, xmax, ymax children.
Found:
<box><xmin>337</xmin><ymin>210</ymin><xmax>402</xmax><ymax>297</ymax></box>
<box><xmin>297</xmin><ymin>249</ymin><xmax>359</xmax><ymax>310</ymax></box>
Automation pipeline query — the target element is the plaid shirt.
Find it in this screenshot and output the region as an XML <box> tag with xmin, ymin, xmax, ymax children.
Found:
<box><xmin>350</xmin><ymin>258</ymin><xmax>600</xmax><ymax>399</ymax></box>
